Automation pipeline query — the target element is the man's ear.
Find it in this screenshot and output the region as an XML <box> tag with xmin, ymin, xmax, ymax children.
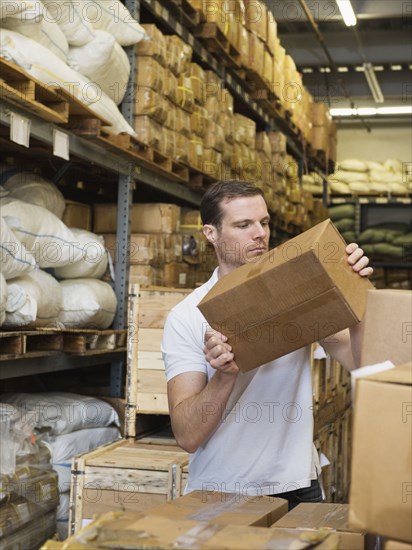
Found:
<box><xmin>203</xmin><ymin>224</ymin><xmax>218</xmax><ymax>245</ymax></box>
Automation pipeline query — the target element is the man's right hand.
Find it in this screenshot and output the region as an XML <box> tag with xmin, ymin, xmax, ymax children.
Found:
<box><xmin>204</xmin><ymin>328</ymin><xmax>240</xmax><ymax>376</ymax></box>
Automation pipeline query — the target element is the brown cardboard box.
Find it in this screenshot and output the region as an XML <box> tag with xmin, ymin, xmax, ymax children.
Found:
<box><xmin>136</xmin><ymin>57</ymin><xmax>165</xmax><ymax>93</ymax></box>
<box><xmin>273</xmin><ymin>503</ymin><xmax>365</xmax><ymax>550</ymax></box>
<box><xmin>135</xmin><ymin>87</ymin><xmax>167</xmax><ymax>124</ymax></box>
<box><xmin>149</xmin><ymin>491</ymin><xmax>288</xmax><ymax>527</ymax></box>
<box><xmin>385</xmin><ymin>541</ymin><xmax>412</xmax><ymax>550</ymax></box>
<box><xmin>198</xmin><ymin>219</ymin><xmax>373</xmax><ymax>372</ymax></box>
<box><xmin>136</xmin><ymin>24</ymin><xmax>166</xmax><ymax>66</ymax></box>
<box><xmin>129</xmin><ymin>264</ymin><xmax>162</xmax><ymax>286</ymax></box>
<box><xmin>360</xmin><ymin>289</ymin><xmax>412</xmax><ymax>367</ymax></box>
<box><xmin>94</xmin><ymin>203</ymin><xmax>180</xmax><ymax>234</ymax></box>
<box><xmin>62</xmin><ymin>200</ymin><xmax>91</xmax><ymax>231</ymax></box>
<box><xmin>62</xmin><ymin>511</ymin><xmax>341</xmax><ymax>549</ymax></box>
<box><xmin>134</xmin><ymin>115</ymin><xmax>162</xmax><ymax>149</ymax></box>
<box><xmin>247</xmin><ymin>31</ymin><xmax>264</xmax><ymax>76</ymax></box>
<box><xmin>104</xmin><ymin>233</ymin><xmax>156</xmax><ymax>265</ymax></box>
<box><xmin>244</xmin><ymin>0</ymin><xmax>267</xmax><ymax>42</ymax></box>
<box><xmin>349</xmin><ymin>363</ymin><xmax>412</xmax><ymax>542</ymax></box>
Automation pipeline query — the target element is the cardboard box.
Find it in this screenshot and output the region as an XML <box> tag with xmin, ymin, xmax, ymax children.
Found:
<box><xmin>385</xmin><ymin>541</ymin><xmax>412</xmax><ymax>550</ymax></box>
<box><xmin>349</xmin><ymin>363</ymin><xmax>412</xmax><ymax>542</ymax></box>
<box><xmin>63</xmin><ymin>511</ymin><xmax>342</xmax><ymax>549</ymax></box>
<box><xmin>273</xmin><ymin>503</ymin><xmax>365</xmax><ymax>550</ymax></box>
<box><xmin>360</xmin><ymin>289</ymin><xmax>412</xmax><ymax>367</ymax></box>
<box><xmin>62</xmin><ymin>200</ymin><xmax>91</xmax><ymax>231</ymax></box>
<box><xmin>94</xmin><ymin>203</ymin><xmax>180</xmax><ymax>234</ymax></box>
<box><xmin>149</xmin><ymin>491</ymin><xmax>288</xmax><ymax>527</ymax></box>
<box><xmin>198</xmin><ymin>219</ymin><xmax>373</xmax><ymax>372</ymax></box>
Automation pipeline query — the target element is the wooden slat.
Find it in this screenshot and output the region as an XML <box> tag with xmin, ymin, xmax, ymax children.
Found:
<box><xmin>137</xmin><ymin>328</ymin><xmax>163</xmax><ymax>352</ymax></box>
<box><xmin>137</xmin><ymin>393</ymin><xmax>170</xmax><ymax>415</ymax></box>
<box><xmin>83</xmin><ymin>466</ymin><xmax>170</xmax><ymax>494</ymax></box>
<box><xmin>138</xmin><ymin>351</ymin><xmax>165</xmax><ymax>370</ymax></box>
<box><xmin>138</xmin><ymin>369</ymin><xmax>167</xmax><ymax>394</ymax></box>
<box><xmin>138</xmin><ymin>288</ymin><xmax>191</xmax><ymax>328</ymax></box>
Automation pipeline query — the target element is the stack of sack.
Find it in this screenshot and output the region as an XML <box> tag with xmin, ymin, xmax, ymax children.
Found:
<box><xmin>0</xmin><ymin>167</ymin><xmax>117</xmax><ymax>329</ymax></box>
<box><xmin>302</xmin><ymin>171</ymin><xmax>324</xmax><ymax>195</ymax></box>
<box><xmin>328</xmin><ymin>158</ymin><xmax>411</xmax><ymax>196</ymax></box>
<box><xmin>358</xmin><ymin>223</ymin><xmax>412</xmax><ymax>260</ymax></box>
<box><xmin>0</xmin><ymin>0</ymin><xmax>148</xmax><ymax>134</ymax></box>
<box><xmin>328</xmin><ymin>204</ymin><xmax>357</xmax><ymax>244</ymax></box>
<box><xmin>0</xmin><ymin>393</ymin><xmax>121</xmax><ymax>540</ymax></box>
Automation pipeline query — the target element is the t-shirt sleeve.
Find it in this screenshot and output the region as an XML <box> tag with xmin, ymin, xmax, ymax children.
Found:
<box><xmin>161</xmin><ymin>306</ymin><xmax>208</xmax><ymax>383</ymax></box>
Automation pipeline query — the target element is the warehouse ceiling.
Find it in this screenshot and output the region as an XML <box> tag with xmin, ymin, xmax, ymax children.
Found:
<box><xmin>266</xmin><ymin>0</ymin><xmax>412</xmax><ymax>111</ymax></box>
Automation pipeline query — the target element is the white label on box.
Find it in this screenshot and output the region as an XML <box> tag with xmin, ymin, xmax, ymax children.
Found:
<box><xmin>53</xmin><ymin>129</ymin><xmax>70</xmax><ymax>160</ymax></box>
<box><xmin>179</xmin><ymin>273</ymin><xmax>187</xmax><ymax>286</ymax></box>
<box><xmin>10</xmin><ymin>112</ymin><xmax>30</xmax><ymax>147</ymax></box>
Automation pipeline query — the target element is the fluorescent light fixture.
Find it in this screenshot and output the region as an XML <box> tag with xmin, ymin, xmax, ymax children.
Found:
<box><xmin>337</xmin><ymin>66</ymin><xmax>349</xmax><ymax>72</ymax></box>
<box><xmin>336</xmin><ymin>0</ymin><xmax>357</xmax><ymax>26</ymax></box>
<box><xmin>363</xmin><ymin>62</ymin><xmax>384</xmax><ymax>103</ymax></box>
<box><xmin>355</xmin><ymin>66</ymin><xmax>365</xmax><ymax>72</ymax></box>
<box><xmin>330</xmin><ymin>106</ymin><xmax>412</xmax><ymax>116</ymax></box>
<box><xmin>320</xmin><ymin>67</ymin><xmax>331</xmax><ymax>73</ymax></box>
<box><xmin>390</xmin><ymin>64</ymin><xmax>402</xmax><ymax>71</ymax></box>
<box><xmin>302</xmin><ymin>68</ymin><xmax>313</xmax><ymax>73</ymax></box>
<box><xmin>373</xmin><ymin>66</ymin><xmax>384</xmax><ymax>71</ymax></box>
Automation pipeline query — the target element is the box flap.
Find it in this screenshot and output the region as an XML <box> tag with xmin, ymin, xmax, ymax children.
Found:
<box><xmin>361</xmin><ymin>362</ymin><xmax>412</xmax><ymax>385</ymax></box>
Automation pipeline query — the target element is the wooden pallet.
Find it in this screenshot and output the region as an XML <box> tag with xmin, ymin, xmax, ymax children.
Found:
<box><xmin>167</xmin><ymin>0</ymin><xmax>201</xmax><ymax>28</ymax></box>
<box><xmin>39</xmin><ymin>328</ymin><xmax>127</xmax><ymax>354</ymax></box>
<box><xmin>0</xmin><ymin>58</ymin><xmax>69</xmax><ymax>124</ymax></box>
<box><xmin>194</xmin><ymin>22</ymin><xmax>241</xmax><ymax>68</ymax></box>
<box><xmin>0</xmin><ymin>330</ymin><xmax>63</xmax><ymax>358</ymax></box>
<box><xmin>66</xmin><ymin>118</ymin><xmax>189</xmax><ymax>184</ymax></box>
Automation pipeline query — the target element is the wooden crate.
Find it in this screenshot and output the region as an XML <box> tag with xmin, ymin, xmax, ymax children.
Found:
<box><xmin>126</xmin><ymin>285</ymin><xmax>191</xmax><ymax>437</ymax></box>
<box><xmin>69</xmin><ymin>438</ymin><xmax>189</xmax><ymax>534</ymax></box>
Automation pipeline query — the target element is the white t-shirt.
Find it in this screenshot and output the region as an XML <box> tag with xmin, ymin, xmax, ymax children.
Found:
<box><xmin>162</xmin><ymin>268</ymin><xmax>320</xmax><ymax>496</ymax></box>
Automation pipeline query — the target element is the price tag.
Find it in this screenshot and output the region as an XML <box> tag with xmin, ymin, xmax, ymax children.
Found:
<box><xmin>53</xmin><ymin>129</ymin><xmax>70</xmax><ymax>160</ymax></box>
<box><xmin>10</xmin><ymin>112</ymin><xmax>30</xmax><ymax>147</ymax></box>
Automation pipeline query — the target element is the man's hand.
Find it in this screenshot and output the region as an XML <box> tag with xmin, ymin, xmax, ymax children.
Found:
<box><xmin>346</xmin><ymin>243</ymin><xmax>373</xmax><ymax>278</ymax></box>
<box><xmin>204</xmin><ymin>328</ymin><xmax>239</xmax><ymax>376</ymax></box>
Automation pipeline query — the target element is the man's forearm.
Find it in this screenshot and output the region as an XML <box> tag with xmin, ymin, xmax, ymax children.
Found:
<box><xmin>170</xmin><ymin>371</ymin><xmax>237</xmax><ymax>453</ymax></box>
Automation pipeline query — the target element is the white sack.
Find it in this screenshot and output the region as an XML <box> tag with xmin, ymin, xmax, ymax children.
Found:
<box><xmin>328</xmin><ymin>180</ymin><xmax>350</xmax><ymax>194</ymax></box>
<box><xmin>0</xmin><ymin>0</ymin><xmax>69</xmax><ymax>61</ymax></box>
<box><xmin>1</xmin><ymin>216</ymin><xmax>36</xmax><ymax>279</ymax></box>
<box><xmin>86</xmin><ymin>0</ymin><xmax>147</xmax><ymax>46</ymax></box>
<box><xmin>42</xmin><ymin>0</ymin><xmax>95</xmax><ymax>46</ymax></box>
<box><xmin>0</xmin><ymin>196</ymin><xmax>83</xmax><ymax>268</ymax></box>
<box><xmin>54</xmin><ymin>228</ymin><xmax>108</xmax><ymax>280</ymax></box>
<box><xmin>56</xmin><ymin>492</ymin><xmax>70</xmax><ymax>540</ymax></box>
<box><xmin>384</xmin><ymin>158</ymin><xmax>403</xmax><ymax>173</ymax></box>
<box><xmin>366</xmin><ymin>160</ymin><xmax>385</xmax><ymax>172</ymax></box>
<box><xmin>338</xmin><ymin>158</ymin><xmax>368</xmax><ymax>172</ymax></box>
<box><xmin>4</xmin><ymin>269</ymin><xmax>62</xmax><ymax>327</ymax></box>
<box><xmin>58</xmin><ymin>279</ymin><xmax>117</xmax><ymax>329</ymax></box>
<box><xmin>0</xmin><ymin>29</ymin><xmax>136</xmax><ymax>135</ymax></box>
<box><xmin>0</xmin><ymin>392</ymin><xmax>120</xmax><ymax>435</ymax></box>
<box><xmin>349</xmin><ymin>181</ymin><xmax>371</xmax><ymax>194</ymax></box>
<box><xmin>332</xmin><ymin>170</ymin><xmax>369</xmax><ymax>184</ymax></box>
<box><xmin>2</xmin><ymin>169</ymin><xmax>66</xmax><ymax>218</ymax></box>
<box><xmin>0</xmin><ymin>0</ymin><xmax>42</xmax><ymax>20</ymax></box>
<box><xmin>67</xmin><ymin>30</ymin><xmax>130</xmax><ymax>104</ymax></box>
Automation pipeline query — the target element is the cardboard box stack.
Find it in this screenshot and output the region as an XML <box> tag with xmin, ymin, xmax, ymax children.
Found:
<box><xmin>95</xmin><ymin>204</ymin><xmax>216</xmax><ymax>289</ymax></box>
<box><xmin>135</xmin><ymin>25</ymin><xmax>194</xmax><ymax>166</ymax></box>
<box><xmin>348</xmin><ymin>289</ymin><xmax>412</xmax><ymax>542</ymax></box>
<box><xmin>232</xmin><ymin>113</ymin><xmax>256</xmax><ymax>177</ymax></box>
<box><xmin>310</xmin><ymin>102</ymin><xmax>333</xmax><ymax>158</ymax></box>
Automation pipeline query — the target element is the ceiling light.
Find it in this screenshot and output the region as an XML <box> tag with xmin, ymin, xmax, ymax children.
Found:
<box><xmin>336</xmin><ymin>0</ymin><xmax>357</xmax><ymax>26</ymax></box>
<box><xmin>337</xmin><ymin>67</ymin><xmax>349</xmax><ymax>72</ymax></box>
<box><xmin>373</xmin><ymin>66</ymin><xmax>384</xmax><ymax>71</ymax></box>
<box><xmin>390</xmin><ymin>65</ymin><xmax>402</xmax><ymax>71</ymax></box>
<box><xmin>363</xmin><ymin>62</ymin><xmax>384</xmax><ymax>103</ymax></box>
<box><xmin>320</xmin><ymin>67</ymin><xmax>331</xmax><ymax>73</ymax></box>
<box><xmin>302</xmin><ymin>68</ymin><xmax>313</xmax><ymax>73</ymax></box>
<box><xmin>330</xmin><ymin>106</ymin><xmax>412</xmax><ymax>117</ymax></box>
<box><xmin>355</xmin><ymin>66</ymin><xmax>365</xmax><ymax>72</ymax></box>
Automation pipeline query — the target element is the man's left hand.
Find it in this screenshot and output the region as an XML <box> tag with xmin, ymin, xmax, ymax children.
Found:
<box><xmin>346</xmin><ymin>243</ymin><xmax>373</xmax><ymax>277</ymax></box>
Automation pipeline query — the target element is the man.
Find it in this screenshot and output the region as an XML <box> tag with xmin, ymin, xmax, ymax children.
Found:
<box><xmin>162</xmin><ymin>180</ymin><xmax>372</xmax><ymax>508</ymax></box>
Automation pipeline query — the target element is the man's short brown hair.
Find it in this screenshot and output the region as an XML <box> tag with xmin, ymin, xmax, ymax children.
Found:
<box><xmin>200</xmin><ymin>180</ymin><xmax>266</xmax><ymax>228</ymax></box>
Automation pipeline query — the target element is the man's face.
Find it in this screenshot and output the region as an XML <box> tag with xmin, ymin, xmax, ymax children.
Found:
<box><xmin>204</xmin><ymin>194</ymin><xmax>270</xmax><ymax>273</ymax></box>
